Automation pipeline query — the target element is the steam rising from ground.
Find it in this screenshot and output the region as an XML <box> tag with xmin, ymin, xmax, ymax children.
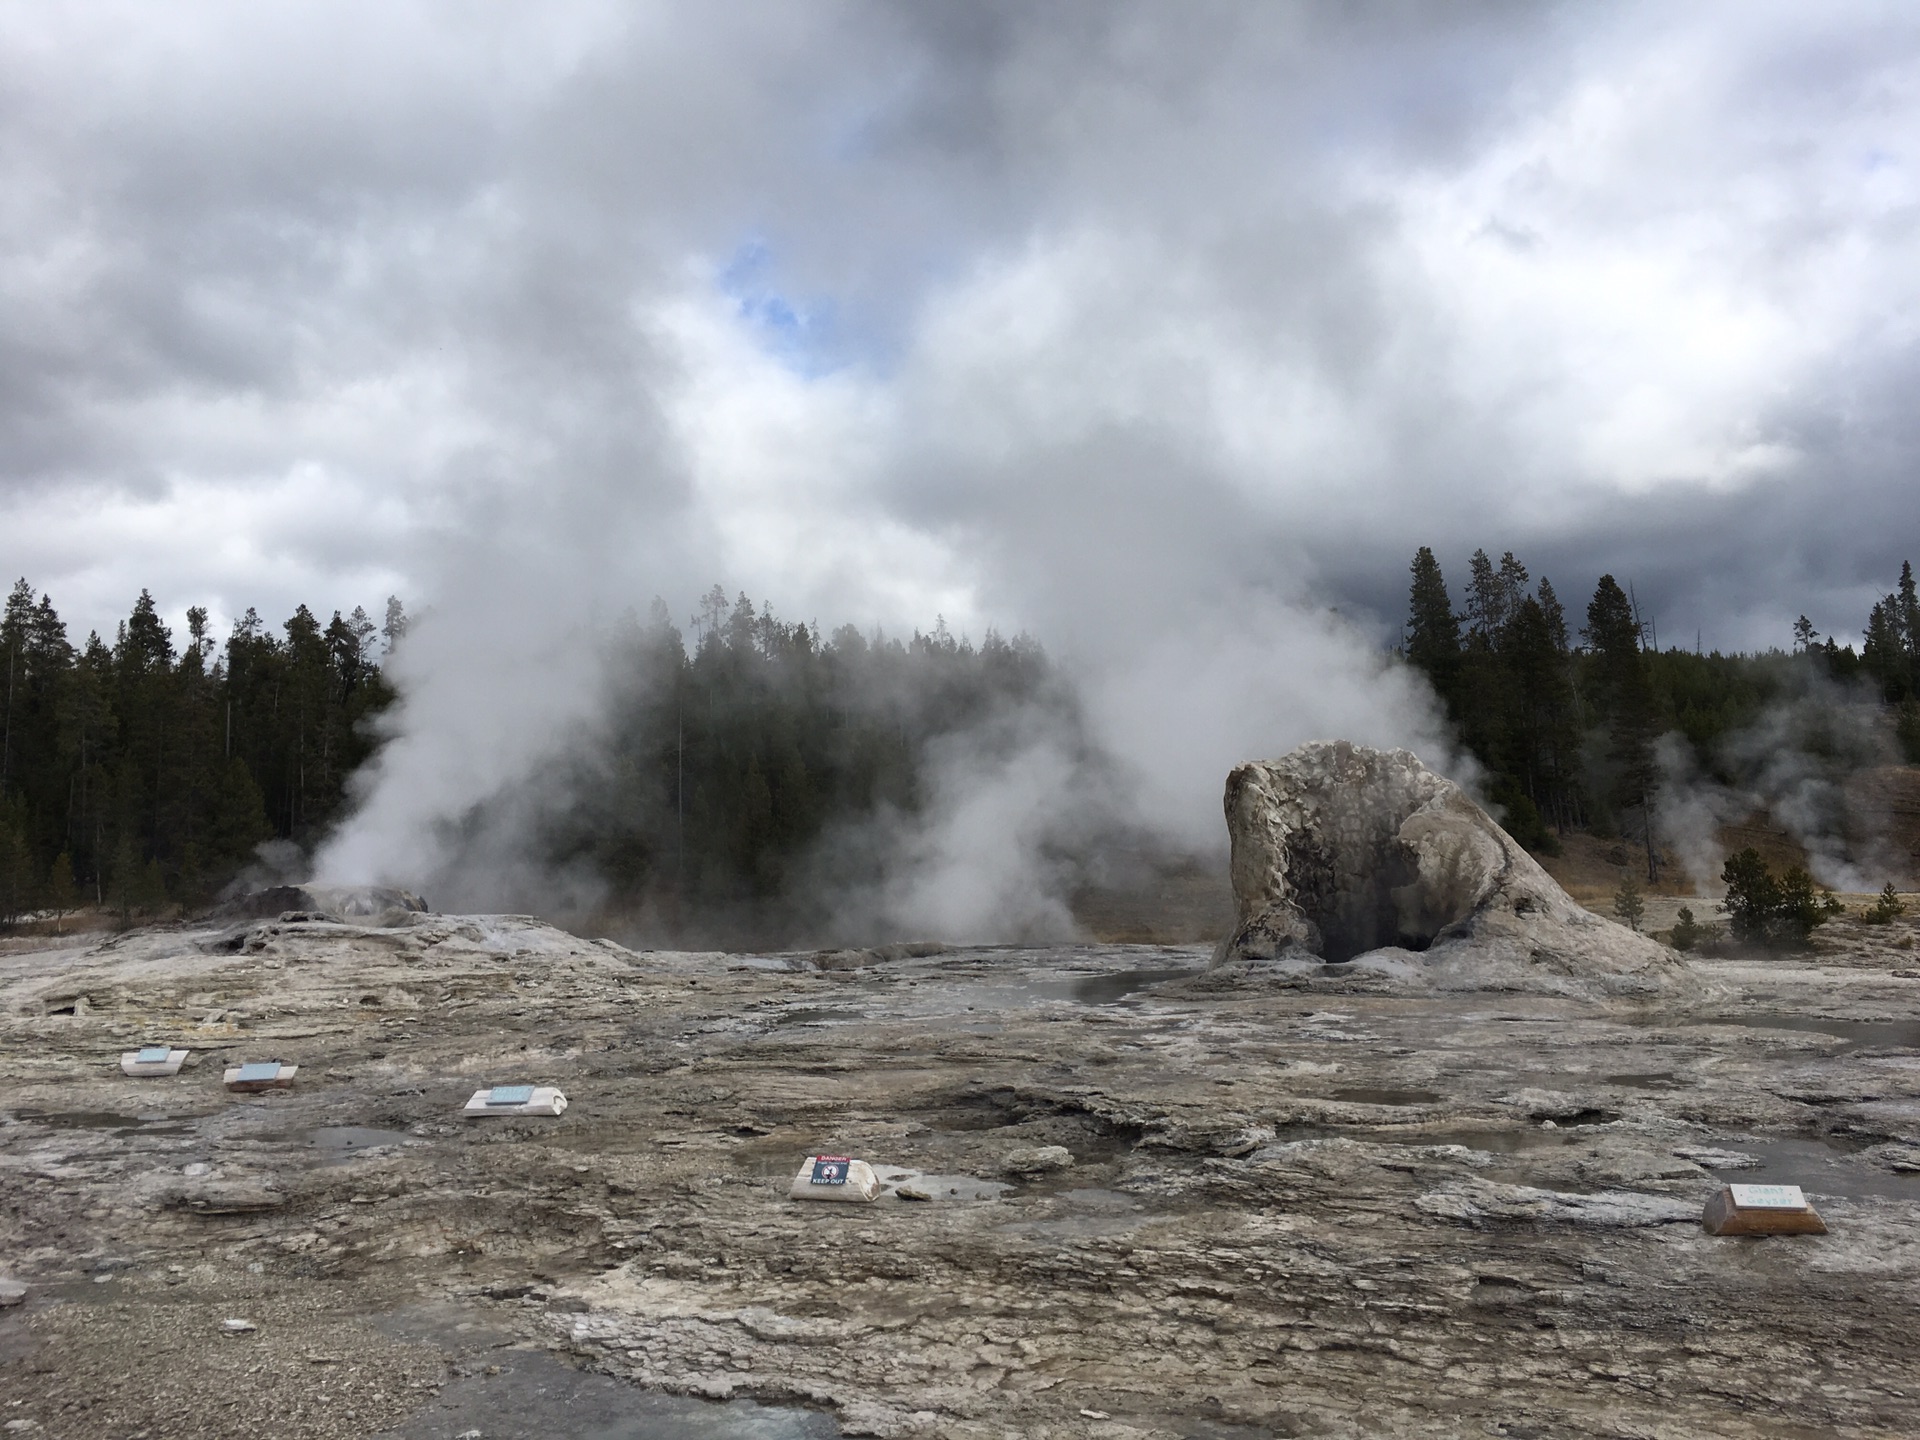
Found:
<box><xmin>316</xmin><ymin>573</ymin><xmax>1460</xmax><ymax>941</ymax></box>
<box><xmin>11</xmin><ymin>7</ymin><xmax>1915</xmax><ymax>932</ymax></box>
<box><xmin>1656</xmin><ymin>679</ymin><xmax>1903</xmax><ymax>894</ymax></box>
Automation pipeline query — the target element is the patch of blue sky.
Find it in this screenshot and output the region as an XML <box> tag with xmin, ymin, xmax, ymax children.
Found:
<box><xmin>718</xmin><ymin>236</ymin><xmax>864</xmax><ymax>380</ymax></box>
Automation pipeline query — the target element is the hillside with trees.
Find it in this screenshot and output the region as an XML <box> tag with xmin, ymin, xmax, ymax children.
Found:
<box><xmin>451</xmin><ymin>587</ymin><xmax>1077</xmax><ymax>944</ymax></box>
<box><xmin>0</xmin><ymin>582</ymin><xmax>399</xmax><ymax>922</ymax></box>
<box><xmin>1401</xmin><ymin>547</ymin><xmax>1920</xmax><ymax>879</ymax></box>
<box><xmin>7</xmin><ymin>553</ymin><xmax>1915</xmax><ymax>936</ymax></box>
<box><xmin>0</xmin><ymin>580</ymin><xmax>1076</xmax><ymax>942</ymax></box>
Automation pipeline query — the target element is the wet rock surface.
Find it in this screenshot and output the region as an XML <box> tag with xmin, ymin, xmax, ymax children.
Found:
<box><xmin>1221</xmin><ymin>742</ymin><xmax>1689</xmax><ymax>996</ymax></box>
<box><xmin>1</xmin><ymin>909</ymin><xmax>1919</xmax><ymax>1436</ymax></box>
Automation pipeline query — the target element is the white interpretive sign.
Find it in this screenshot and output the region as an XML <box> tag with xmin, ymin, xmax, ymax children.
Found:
<box><xmin>1728</xmin><ymin>1184</ymin><xmax>1808</xmax><ymax>1210</ymax></box>
<box><xmin>121</xmin><ymin>1046</ymin><xmax>188</xmax><ymax>1077</ymax></box>
<box><xmin>223</xmin><ymin>1061</ymin><xmax>297</xmax><ymax>1091</ymax></box>
<box><xmin>462</xmin><ymin>1085</ymin><xmax>567</xmax><ymax>1117</ymax></box>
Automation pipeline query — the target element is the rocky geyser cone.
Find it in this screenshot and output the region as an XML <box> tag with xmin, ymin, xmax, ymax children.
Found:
<box><xmin>1221</xmin><ymin>740</ymin><xmax>1683</xmax><ymax>987</ymax></box>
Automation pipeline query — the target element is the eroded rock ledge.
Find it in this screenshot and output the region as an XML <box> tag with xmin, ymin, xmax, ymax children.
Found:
<box><xmin>1219</xmin><ymin>740</ymin><xmax>1688</xmax><ymax>994</ymax></box>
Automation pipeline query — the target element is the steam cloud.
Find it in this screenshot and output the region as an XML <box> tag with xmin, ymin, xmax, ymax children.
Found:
<box><xmin>8</xmin><ymin>6</ymin><xmax>1920</xmax><ymax>931</ymax></box>
<box><xmin>1656</xmin><ymin>677</ymin><xmax>1904</xmax><ymax>895</ymax></box>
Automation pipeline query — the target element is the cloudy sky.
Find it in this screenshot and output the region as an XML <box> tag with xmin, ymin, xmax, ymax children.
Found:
<box><xmin>4</xmin><ymin>0</ymin><xmax>1918</xmax><ymax>663</ymax></box>
<box><xmin>10</xmin><ymin>0</ymin><xmax>1918</xmax><ymax>906</ymax></box>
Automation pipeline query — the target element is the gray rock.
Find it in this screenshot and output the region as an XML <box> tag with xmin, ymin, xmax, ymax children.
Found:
<box><xmin>216</xmin><ymin>884</ymin><xmax>429</xmax><ymax>922</ymax></box>
<box><xmin>1218</xmin><ymin>741</ymin><xmax>1690</xmax><ymax>992</ymax></box>
<box><xmin>1000</xmin><ymin>1145</ymin><xmax>1074</xmax><ymax>1175</ymax></box>
<box><xmin>1415</xmin><ymin>1179</ymin><xmax>1699</xmax><ymax>1227</ymax></box>
<box><xmin>0</xmin><ymin>1277</ymin><xmax>25</xmax><ymax>1307</ymax></box>
<box><xmin>176</xmin><ymin>1181</ymin><xmax>286</xmax><ymax>1214</ymax></box>
<box><xmin>1495</xmin><ymin>1088</ymin><xmax>1605</xmax><ymax>1120</ymax></box>
<box><xmin>1673</xmin><ymin>1146</ymin><xmax>1763</xmax><ymax>1169</ymax></box>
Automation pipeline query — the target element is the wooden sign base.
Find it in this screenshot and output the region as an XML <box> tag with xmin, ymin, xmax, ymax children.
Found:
<box><xmin>1703</xmin><ymin>1184</ymin><xmax>1827</xmax><ymax>1236</ymax></box>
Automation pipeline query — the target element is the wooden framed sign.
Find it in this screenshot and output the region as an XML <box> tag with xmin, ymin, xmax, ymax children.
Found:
<box><xmin>1703</xmin><ymin>1183</ymin><xmax>1827</xmax><ymax>1236</ymax></box>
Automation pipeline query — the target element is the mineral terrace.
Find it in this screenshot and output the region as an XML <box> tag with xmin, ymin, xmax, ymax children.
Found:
<box><xmin>3</xmin><ymin>752</ymin><xmax>1919</xmax><ymax>1439</ymax></box>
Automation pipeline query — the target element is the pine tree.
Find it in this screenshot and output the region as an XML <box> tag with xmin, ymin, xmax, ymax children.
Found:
<box><xmin>0</xmin><ymin>807</ymin><xmax>33</xmax><ymax>922</ymax></box>
<box><xmin>1496</xmin><ymin>552</ymin><xmax>1530</xmax><ymax>633</ymax></box>
<box><xmin>381</xmin><ymin>596</ymin><xmax>408</xmax><ymax>653</ymax></box>
<box><xmin>44</xmin><ymin>851</ymin><xmax>77</xmax><ymax>931</ymax></box>
<box><xmin>1669</xmin><ymin>905</ymin><xmax>1700</xmax><ymax>951</ymax></box>
<box><xmin>1504</xmin><ymin>595</ymin><xmax>1578</xmax><ymax>835</ymax></box>
<box><xmin>1465</xmin><ymin>549</ymin><xmax>1502</xmax><ymax>645</ymax></box>
<box><xmin>1900</xmin><ymin>561</ymin><xmax>1920</xmax><ymax>696</ymax></box>
<box><xmin>1404</xmin><ymin>548</ymin><xmax>1462</xmax><ymax>716</ymax></box>
<box><xmin>1587</xmin><ymin>576</ymin><xmax>1660</xmax><ymax>881</ymax></box>
<box><xmin>1613</xmin><ymin>869</ymin><xmax>1645</xmax><ymax>932</ymax></box>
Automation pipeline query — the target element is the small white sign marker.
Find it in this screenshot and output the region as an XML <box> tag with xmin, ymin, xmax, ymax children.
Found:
<box><xmin>462</xmin><ymin>1085</ymin><xmax>567</xmax><ymax>1117</ymax></box>
<box><xmin>223</xmin><ymin>1061</ymin><xmax>297</xmax><ymax>1092</ymax></box>
<box><xmin>121</xmin><ymin>1046</ymin><xmax>188</xmax><ymax>1077</ymax></box>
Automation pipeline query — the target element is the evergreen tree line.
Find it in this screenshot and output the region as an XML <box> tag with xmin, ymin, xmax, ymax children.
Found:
<box><xmin>489</xmin><ymin>586</ymin><xmax>1074</xmax><ymax>945</ymax></box>
<box><xmin>1860</xmin><ymin>560</ymin><xmax>1920</xmax><ymax>703</ymax></box>
<box><xmin>1404</xmin><ymin>548</ymin><xmax>1920</xmax><ymax>879</ymax></box>
<box><xmin>0</xmin><ymin>580</ymin><xmax>401</xmax><ymax>922</ymax></box>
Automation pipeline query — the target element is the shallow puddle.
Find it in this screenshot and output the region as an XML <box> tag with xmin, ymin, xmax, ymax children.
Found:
<box><xmin>1273</xmin><ymin>1125</ymin><xmax>1586</xmax><ymax>1154</ymax></box>
<box><xmin>1321</xmin><ymin>1088</ymin><xmax>1441</xmax><ymax>1106</ymax></box>
<box><xmin>772</xmin><ymin>1008</ymin><xmax>864</xmax><ymax>1026</ymax></box>
<box><xmin>1686</xmin><ymin>1016</ymin><xmax>1920</xmax><ymax>1051</ymax></box>
<box><xmin>1701</xmin><ymin>1135</ymin><xmax>1920</xmax><ymax>1202</ymax></box>
<box><xmin>993</xmin><ymin>1187</ymin><xmax>1156</xmax><ymax>1239</ymax></box>
<box><xmin>13</xmin><ymin>1109</ymin><xmax>194</xmax><ymax>1136</ymax></box>
<box><xmin>372</xmin><ymin>1346</ymin><xmax>840</xmax><ymax>1439</ymax></box>
<box><xmin>1067</xmin><ymin>966</ymin><xmax>1197</xmax><ymax>1004</ymax></box>
<box><xmin>287</xmin><ymin>1126</ymin><xmax>418</xmax><ymax>1161</ymax></box>
<box><xmin>885</xmin><ymin>1172</ymin><xmax>1012</xmax><ymax>1201</ymax></box>
<box><xmin>1012</xmin><ymin>966</ymin><xmax>1198</xmax><ymax>1005</ymax></box>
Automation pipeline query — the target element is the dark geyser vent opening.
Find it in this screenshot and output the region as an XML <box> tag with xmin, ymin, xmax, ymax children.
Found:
<box><xmin>1285</xmin><ymin>828</ymin><xmax>1442</xmax><ymax>963</ymax></box>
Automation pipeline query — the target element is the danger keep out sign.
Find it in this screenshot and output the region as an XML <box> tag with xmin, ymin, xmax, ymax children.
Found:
<box><xmin>810</xmin><ymin>1156</ymin><xmax>852</xmax><ymax>1186</ymax></box>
